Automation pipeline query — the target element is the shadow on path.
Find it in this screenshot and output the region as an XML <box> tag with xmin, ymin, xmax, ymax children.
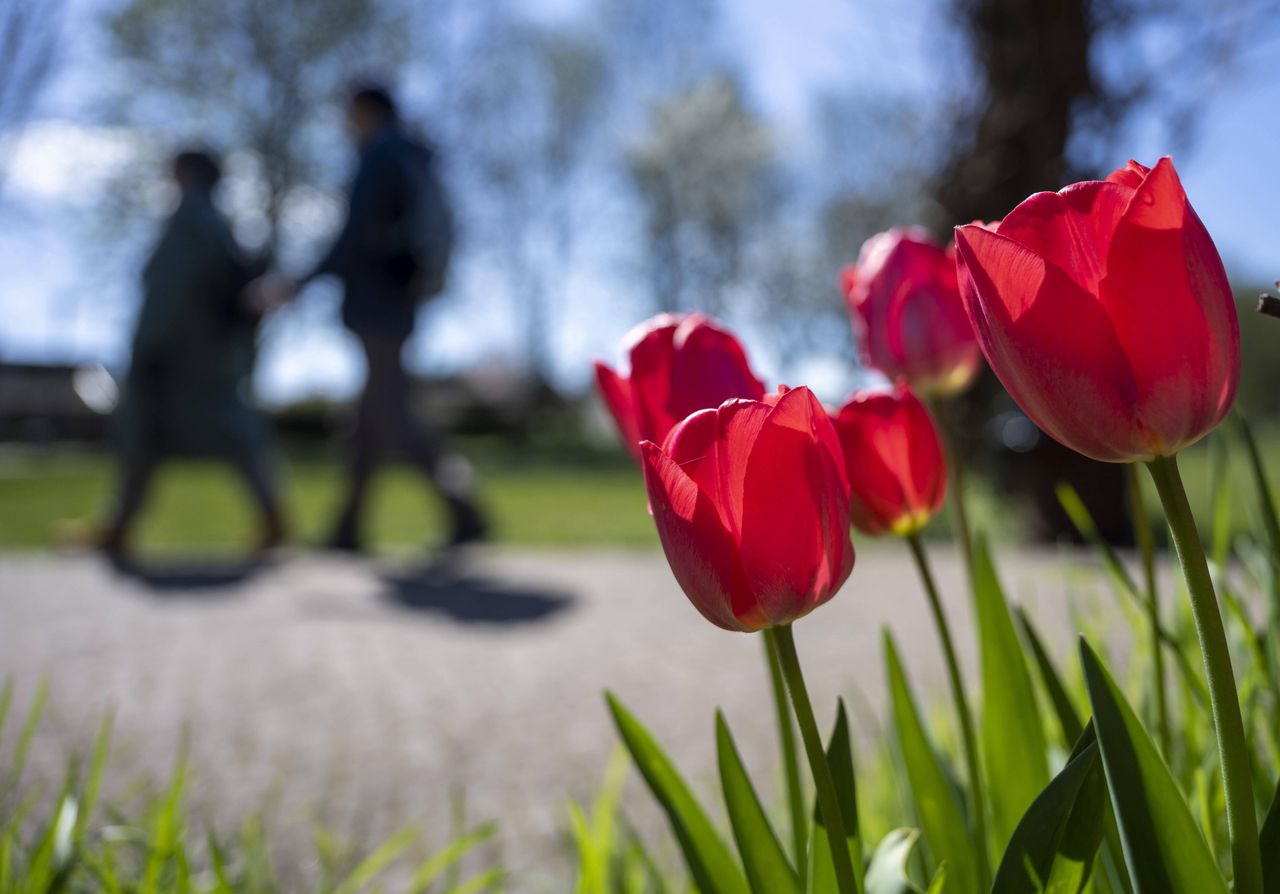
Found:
<box><xmin>107</xmin><ymin>554</ymin><xmax>269</xmax><ymax>595</ymax></box>
<box><xmin>381</xmin><ymin>560</ymin><xmax>574</xmax><ymax>625</ymax></box>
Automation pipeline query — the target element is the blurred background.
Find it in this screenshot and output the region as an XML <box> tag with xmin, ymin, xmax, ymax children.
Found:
<box><xmin>1</xmin><ymin>0</ymin><xmax>1279</xmax><ymax>552</ymax></box>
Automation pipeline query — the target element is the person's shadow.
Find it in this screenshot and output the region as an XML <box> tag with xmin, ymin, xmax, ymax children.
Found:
<box><xmin>381</xmin><ymin>559</ymin><xmax>574</xmax><ymax>626</ymax></box>
<box><xmin>106</xmin><ymin>553</ymin><xmax>269</xmax><ymax>596</ymax></box>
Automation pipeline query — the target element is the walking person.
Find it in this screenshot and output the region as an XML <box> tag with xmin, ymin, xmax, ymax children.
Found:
<box><xmin>98</xmin><ymin>149</ymin><xmax>286</xmax><ymax>558</ymax></box>
<box><xmin>298</xmin><ymin>83</ymin><xmax>487</xmax><ymax>552</ymax></box>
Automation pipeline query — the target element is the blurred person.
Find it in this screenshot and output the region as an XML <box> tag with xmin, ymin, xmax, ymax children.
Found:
<box><xmin>97</xmin><ymin>149</ymin><xmax>286</xmax><ymax>558</ymax></box>
<box><xmin>295</xmin><ymin>83</ymin><xmax>487</xmax><ymax>552</ymax></box>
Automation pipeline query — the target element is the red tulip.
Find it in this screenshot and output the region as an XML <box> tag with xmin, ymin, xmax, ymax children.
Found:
<box><xmin>640</xmin><ymin>386</ymin><xmax>854</xmax><ymax>632</ymax></box>
<box><xmin>842</xmin><ymin>227</ymin><xmax>982</xmax><ymax>397</ymax></box>
<box><xmin>954</xmin><ymin>157</ymin><xmax>1239</xmax><ymax>463</ymax></box>
<box><xmin>595</xmin><ymin>313</ymin><xmax>766</xmax><ymax>460</ymax></box>
<box><xmin>833</xmin><ymin>385</ymin><xmax>947</xmax><ymax>537</ymax></box>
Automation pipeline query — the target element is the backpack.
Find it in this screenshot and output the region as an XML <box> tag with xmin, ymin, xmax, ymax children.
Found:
<box><xmin>398</xmin><ymin>144</ymin><xmax>455</xmax><ymax>301</ymax></box>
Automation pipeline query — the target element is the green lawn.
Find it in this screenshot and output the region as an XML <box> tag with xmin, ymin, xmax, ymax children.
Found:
<box><xmin>0</xmin><ymin>440</ymin><xmax>657</xmax><ymax>555</ymax></box>
<box><xmin>0</xmin><ymin>420</ymin><xmax>1274</xmax><ymax>556</ymax></box>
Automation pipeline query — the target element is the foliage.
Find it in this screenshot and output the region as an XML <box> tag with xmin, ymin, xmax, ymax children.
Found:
<box><xmin>0</xmin><ymin>682</ymin><xmax>501</xmax><ymax>893</ymax></box>
<box><xmin>604</xmin><ymin>420</ymin><xmax>1280</xmax><ymax>892</ymax></box>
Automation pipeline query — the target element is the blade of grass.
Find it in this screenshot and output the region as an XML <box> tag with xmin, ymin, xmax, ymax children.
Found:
<box><xmin>407</xmin><ymin>823</ymin><xmax>498</xmax><ymax>894</ymax></box>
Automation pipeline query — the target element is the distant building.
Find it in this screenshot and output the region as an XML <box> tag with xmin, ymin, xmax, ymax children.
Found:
<box><xmin>0</xmin><ymin>362</ymin><xmax>117</xmax><ymax>443</ymax></box>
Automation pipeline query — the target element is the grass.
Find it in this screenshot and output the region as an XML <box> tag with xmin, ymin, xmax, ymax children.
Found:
<box><xmin>0</xmin><ymin>439</ymin><xmax>656</xmax><ymax>555</ymax></box>
<box><xmin>0</xmin><ymin>418</ymin><xmax>1274</xmax><ymax>556</ymax></box>
<box><xmin>0</xmin><ymin>681</ymin><xmax>507</xmax><ymax>893</ymax></box>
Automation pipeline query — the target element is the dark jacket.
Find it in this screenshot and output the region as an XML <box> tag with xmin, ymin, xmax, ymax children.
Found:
<box><xmin>311</xmin><ymin>124</ymin><xmax>429</xmax><ymax>336</ymax></box>
<box><xmin>120</xmin><ymin>189</ymin><xmax>269</xmax><ymax>457</ymax></box>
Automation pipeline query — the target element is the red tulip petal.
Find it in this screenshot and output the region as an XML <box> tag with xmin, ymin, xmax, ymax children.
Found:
<box><xmin>839</xmin><ymin>265</ymin><xmax>859</xmax><ymax>299</ymax></box>
<box><xmin>594</xmin><ymin>361</ymin><xmax>641</xmax><ymax>460</ymax></box>
<box><xmin>1106</xmin><ymin>160</ymin><xmax>1150</xmax><ymax>189</ymax></box>
<box><xmin>836</xmin><ymin>388</ymin><xmax>946</xmax><ymax>535</ymax></box>
<box><xmin>641</xmin><ymin>440</ymin><xmax>755</xmax><ymax>632</ymax></box>
<box><xmin>1100</xmin><ymin>157</ymin><xmax>1239</xmax><ymax>454</ymax></box>
<box><xmin>956</xmin><ymin>224</ymin><xmax>1145</xmax><ymax>461</ymax></box>
<box><xmin>996</xmin><ymin>180</ymin><xmax>1133</xmax><ymax>296</ymax></box>
<box><xmin>737</xmin><ymin>388</ymin><xmax>854</xmax><ymax>626</ymax></box>
<box><xmin>626</xmin><ymin>322</ymin><xmax>679</xmax><ymax>443</ymax></box>
<box><xmin>836</xmin><ymin>394</ymin><xmax>910</xmax><ymax>535</ymax></box>
<box><xmin>667</xmin><ymin>317</ymin><xmax>767</xmax><ymax>424</ymax></box>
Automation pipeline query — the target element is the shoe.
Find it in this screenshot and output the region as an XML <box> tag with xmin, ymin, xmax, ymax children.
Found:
<box><xmin>324</xmin><ymin>528</ymin><xmax>364</xmax><ymax>553</ymax></box>
<box><xmin>253</xmin><ymin>512</ymin><xmax>289</xmax><ymax>555</ymax></box>
<box><xmin>444</xmin><ymin>497</ymin><xmax>489</xmax><ymax>549</ymax></box>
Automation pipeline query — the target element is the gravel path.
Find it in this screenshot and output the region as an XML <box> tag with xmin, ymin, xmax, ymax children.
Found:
<box><xmin>0</xmin><ymin>545</ymin><xmax>1119</xmax><ymax>888</ymax></box>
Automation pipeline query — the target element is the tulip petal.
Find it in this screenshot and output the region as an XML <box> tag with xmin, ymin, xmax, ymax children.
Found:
<box><xmin>737</xmin><ymin>388</ymin><xmax>854</xmax><ymax>626</ymax></box>
<box><xmin>1100</xmin><ymin>157</ymin><xmax>1239</xmax><ymax>454</ymax></box>
<box><xmin>594</xmin><ymin>361</ymin><xmax>641</xmax><ymax>460</ymax></box>
<box><xmin>847</xmin><ymin>229</ymin><xmax>980</xmax><ymax>396</ymax></box>
<box><xmin>667</xmin><ymin>317</ymin><xmax>767</xmax><ymax>424</ymax></box>
<box><xmin>836</xmin><ymin>395</ymin><xmax>910</xmax><ymax>535</ymax></box>
<box><xmin>997</xmin><ymin>181</ymin><xmax>1133</xmax><ymax>296</ymax></box>
<box><xmin>641</xmin><ymin>440</ymin><xmax>755</xmax><ymax>632</ymax></box>
<box><xmin>956</xmin><ymin>225</ymin><xmax>1145</xmax><ymax>462</ymax></box>
<box><xmin>1106</xmin><ymin>159</ymin><xmax>1149</xmax><ymax>189</ymax></box>
<box><xmin>627</xmin><ymin>323</ymin><xmax>680</xmax><ymax>445</ymax></box>
<box><xmin>836</xmin><ymin>389</ymin><xmax>946</xmax><ymax>535</ymax></box>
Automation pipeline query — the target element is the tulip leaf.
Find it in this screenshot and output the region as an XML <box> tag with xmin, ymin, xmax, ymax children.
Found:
<box><xmin>1015</xmin><ymin>607</ymin><xmax>1084</xmax><ymax>747</ymax></box>
<box><xmin>1079</xmin><ymin>640</ymin><xmax>1227</xmax><ymax>893</ymax></box>
<box><xmin>606</xmin><ymin>693</ymin><xmax>750</xmax><ymax>894</ymax></box>
<box><xmin>1015</xmin><ymin>611</ymin><xmax>1133</xmax><ymax>894</ymax></box>
<box><xmin>991</xmin><ymin>722</ymin><xmax>1105</xmax><ymax>894</ymax></box>
<box><xmin>884</xmin><ymin>632</ymin><xmax>979</xmax><ymax>894</ymax></box>
<box><xmin>1261</xmin><ymin>774</ymin><xmax>1280</xmax><ymax>894</ymax></box>
<box><xmin>864</xmin><ymin>829</ymin><xmax>920</xmax><ymax>894</ymax></box>
<box><xmin>807</xmin><ymin>700</ymin><xmax>863</xmax><ymax>894</ymax></box>
<box><xmin>973</xmin><ymin>536</ymin><xmax>1050</xmax><ymax>850</ymax></box>
<box><xmin>716</xmin><ymin>711</ymin><xmax>801</xmax><ymax>894</ymax></box>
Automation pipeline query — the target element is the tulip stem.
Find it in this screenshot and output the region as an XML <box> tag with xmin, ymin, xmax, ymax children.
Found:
<box><xmin>772</xmin><ymin>624</ymin><xmax>860</xmax><ymax>894</ymax></box>
<box><xmin>928</xmin><ymin>397</ymin><xmax>976</xmax><ymax>578</ymax></box>
<box><xmin>1125</xmin><ymin>462</ymin><xmax>1169</xmax><ymax>756</ymax></box>
<box><xmin>1146</xmin><ymin>454</ymin><xmax>1263</xmax><ymax>894</ymax></box>
<box><xmin>906</xmin><ymin>533</ymin><xmax>991</xmax><ymax>887</ymax></box>
<box><xmin>763</xmin><ymin>631</ymin><xmax>808</xmax><ymax>881</ymax></box>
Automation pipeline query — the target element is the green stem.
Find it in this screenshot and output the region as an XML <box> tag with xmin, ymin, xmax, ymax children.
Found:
<box><xmin>763</xmin><ymin>630</ymin><xmax>808</xmax><ymax>881</ymax></box>
<box><xmin>1146</xmin><ymin>454</ymin><xmax>1262</xmax><ymax>894</ymax></box>
<box><xmin>1125</xmin><ymin>463</ymin><xmax>1169</xmax><ymax>756</ymax></box>
<box><xmin>906</xmin><ymin>533</ymin><xmax>991</xmax><ymax>887</ymax></box>
<box><xmin>1236</xmin><ymin>414</ymin><xmax>1280</xmax><ymax>627</ymax></box>
<box><xmin>772</xmin><ymin>624</ymin><xmax>859</xmax><ymax>894</ymax></box>
<box><xmin>928</xmin><ymin>397</ymin><xmax>976</xmax><ymax>581</ymax></box>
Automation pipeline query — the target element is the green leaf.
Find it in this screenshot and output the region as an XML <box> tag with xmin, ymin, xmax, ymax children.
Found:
<box><xmin>973</xmin><ymin>537</ymin><xmax>1049</xmax><ymax>850</ymax></box>
<box><xmin>716</xmin><ymin>711</ymin><xmax>801</xmax><ymax>894</ymax></box>
<box><xmin>808</xmin><ymin>700</ymin><xmax>863</xmax><ymax>894</ymax></box>
<box><xmin>335</xmin><ymin>823</ymin><xmax>421</xmax><ymax>894</ymax></box>
<box><xmin>1237</xmin><ymin>413</ymin><xmax>1280</xmax><ymax>574</ymax></box>
<box><xmin>884</xmin><ymin>632</ymin><xmax>979</xmax><ymax>894</ymax></box>
<box><xmin>606</xmin><ymin>692</ymin><xmax>750</xmax><ymax>894</ymax></box>
<box><xmin>1261</xmin><ymin>774</ymin><xmax>1280</xmax><ymax>894</ymax></box>
<box><xmin>1080</xmin><ymin>639</ymin><xmax>1227</xmax><ymax>893</ymax></box>
<box><xmin>444</xmin><ymin>867</ymin><xmax>505</xmax><ymax>894</ymax></box>
<box><xmin>1015</xmin><ymin>608</ymin><xmax>1084</xmax><ymax>747</ymax></box>
<box><xmin>991</xmin><ymin>722</ymin><xmax>1105</xmax><ymax>894</ymax></box>
<box><xmin>864</xmin><ymin>829</ymin><xmax>921</xmax><ymax>894</ymax></box>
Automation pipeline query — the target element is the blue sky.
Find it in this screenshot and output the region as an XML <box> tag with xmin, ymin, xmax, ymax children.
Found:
<box><xmin>1</xmin><ymin>0</ymin><xmax>1277</xmax><ymax>405</ymax></box>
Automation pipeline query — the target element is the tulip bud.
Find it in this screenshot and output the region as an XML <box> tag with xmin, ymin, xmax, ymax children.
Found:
<box><xmin>832</xmin><ymin>385</ymin><xmax>947</xmax><ymax>537</ymax></box>
<box><xmin>842</xmin><ymin>227</ymin><xmax>982</xmax><ymax>397</ymax></box>
<box><xmin>640</xmin><ymin>386</ymin><xmax>855</xmax><ymax>632</ymax></box>
<box><xmin>954</xmin><ymin>157</ymin><xmax>1239</xmax><ymax>463</ymax></box>
<box><xmin>595</xmin><ymin>313</ymin><xmax>766</xmax><ymax>460</ymax></box>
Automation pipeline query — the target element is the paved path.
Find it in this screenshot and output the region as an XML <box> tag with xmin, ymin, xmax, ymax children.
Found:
<box><xmin>0</xmin><ymin>546</ymin><xmax>1122</xmax><ymax>889</ymax></box>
